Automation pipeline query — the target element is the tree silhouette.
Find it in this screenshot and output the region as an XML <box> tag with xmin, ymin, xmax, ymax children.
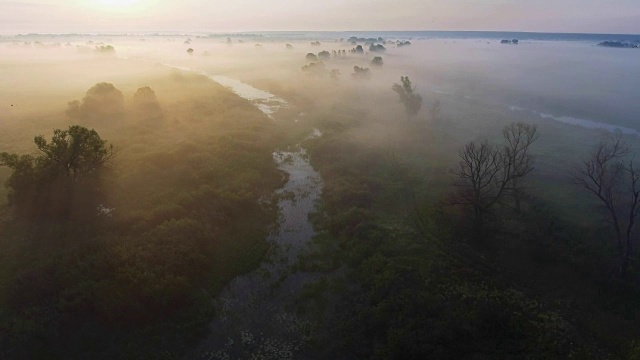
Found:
<box><xmin>66</xmin><ymin>82</ymin><xmax>125</xmax><ymax>123</ymax></box>
<box><xmin>573</xmin><ymin>133</ymin><xmax>640</xmax><ymax>277</ymax></box>
<box><xmin>449</xmin><ymin>122</ymin><xmax>537</xmax><ymax>239</ymax></box>
<box><xmin>318</xmin><ymin>50</ymin><xmax>331</xmax><ymax>60</ymax></box>
<box><xmin>392</xmin><ymin>76</ymin><xmax>422</xmax><ymax>118</ymax></box>
<box><xmin>351</xmin><ymin>66</ymin><xmax>371</xmax><ymax>80</ymax></box>
<box><xmin>1</xmin><ymin>126</ymin><xmax>114</xmax><ymax>220</ymax></box>
<box><xmin>132</xmin><ymin>86</ymin><xmax>163</xmax><ymax>122</ymax></box>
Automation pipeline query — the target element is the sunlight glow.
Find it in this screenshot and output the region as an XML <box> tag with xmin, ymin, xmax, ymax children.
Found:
<box><xmin>91</xmin><ymin>0</ymin><xmax>146</xmax><ymax>14</ymax></box>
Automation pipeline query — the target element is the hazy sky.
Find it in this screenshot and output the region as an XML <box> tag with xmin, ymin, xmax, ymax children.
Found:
<box><xmin>1</xmin><ymin>0</ymin><xmax>639</xmax><ymax>34</ymax></box>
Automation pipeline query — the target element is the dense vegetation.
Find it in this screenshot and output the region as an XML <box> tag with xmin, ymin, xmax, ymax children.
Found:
<box><xmin>0</xmin><ymin>72</ymin><xmax>286</xmax><ymax>359</ymax></box>
<box><xmin>292</xmin><ymin>98</ymin><xmax>640</xmax><ymax>359</ymax></box>
<box><xmin>2</xmin><ymin>48</ymin><xmax>640</xmax><ymax>360</ymax></box>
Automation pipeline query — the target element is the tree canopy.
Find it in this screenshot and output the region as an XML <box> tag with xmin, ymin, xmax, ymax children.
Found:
<box><xmin>1</xmin><ymin>125</ymin><xmax>113</xmax><ymax>219</ymax></box>
<box><xmin>66</xmin><ymin>82</ymin><xmax>125</xmax><ymax>122</ymax></box>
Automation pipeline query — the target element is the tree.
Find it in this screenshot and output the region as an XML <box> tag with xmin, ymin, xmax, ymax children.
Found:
<box><xmin>449</xmin><ymin>122</ymin><xmax>537</xmax><ymax>239</ymax></box>
<box><xmin>349</xmin><ymin>45</ymin><xmax>364</xmax><ymax>54</ymax></box>
<box><xmin>371</xmin><ymin>56</ymin><xmax>383</xmax><ymax>66</ymax></box>
<box><xmin>1</xmin><ymin>126</ymin><xmax>114</xmax><ymax>219</ymax></box>
<box><xmin>34</xmin><ymin>125</ymin><xmax>114</xmax><ymax>182</ymax></box>
<box><xmin>369</xmin><ymin>44</ymin><xmax>386</xmax><ymax>52</ymax></box>
<box><xmin>318</xmin><ymin>50</ymin><xmax>331</xmax><ymax>60</ymax></box>
<box><xmin>301</xmin><ymin>62</ymin><xmax>327</xmax><ymax>77</ymax></box>
<box><xmin>392</xmin><ymin>76</ymin><xmax>422</xmax><ymax>118</ymax></box>
<box><xmin>66</xmin><ymin>82</ymin><xmax>125</xmax><ymax>123</ymax></box>
<box><xmin>186</xmin><ymin>48</ymin><xmax>194</xmax><ymax>55</ymax></box>
<box><xmin>351</xmin><ymin>66</ymin><xmax>371</xmax><ymax>80</ymax></box>
<box><xmin>572</xmin><ymin>133</ymin><xmax>640</xmax><ymax>277</ymax></box>
<box><xmin>306</xmin><ymin>53</ymin><xmax>318</xmax><ymax>61</ymax></box>
<box><xmin>132</xmin><ymin>86</ymin><xmax>163</xmax><ymax>122</ymax></box>
<box><xmin>94</xmin><ymin>44</ymin><xmax>115</xmax><ymax>54</ymax></box>
<box><xmin>502</xmin><ymin>122</ymin><xmax>539</xmax><ymax>212</ymax></box>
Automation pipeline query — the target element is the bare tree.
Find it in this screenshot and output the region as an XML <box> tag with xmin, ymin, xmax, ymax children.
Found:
<box><xmin>449</xmin><ymin>122</ymin><xmax>537</xmax><ymax>238</ymax></box>
<box><xmin>503</xmin><ymin>122</ymin><xmax>539</xmax><ymax>211</ymax></box>
<box><xmin>573</xmin><ymin>133</ymin><xmax>640</xmax><ymax>276</ymax></box>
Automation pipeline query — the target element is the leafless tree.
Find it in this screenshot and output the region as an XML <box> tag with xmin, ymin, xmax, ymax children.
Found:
<box><xmin>449</xmin><ymin>122</ymin><xmax>537</xmax><ymax>238</ymax></box>
<box><xmin>503</xmin><ymin>122</ymin><xmax>539</xmax><ymax>211</ymax></box>
<box><xmin>573</xmin><ymin>133</ymin><xmax>640</xmax><ymax>277</ymax></box>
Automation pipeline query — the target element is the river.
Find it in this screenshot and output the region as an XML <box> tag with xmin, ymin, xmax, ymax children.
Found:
<box><xmin>180</xmin><ymin>73</ymin><xmax>325</xmax><ymax>360</ymax></box>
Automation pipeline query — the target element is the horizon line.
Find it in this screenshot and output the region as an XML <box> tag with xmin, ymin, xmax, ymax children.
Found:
<box><xmin>1</xmin><ymin>29</ymin><xmax>640</xmax><ymax>37</ymax></box>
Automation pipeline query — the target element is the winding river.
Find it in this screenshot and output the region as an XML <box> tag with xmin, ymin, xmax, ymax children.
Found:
<box><xmin>183</xmin><ymin>73</ymin><xmax>325</xmax><ymax>360</ymax></box>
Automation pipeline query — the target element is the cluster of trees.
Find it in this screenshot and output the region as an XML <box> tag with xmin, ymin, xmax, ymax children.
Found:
<box><xmin>66</xmin><ymin>82</ymin><xmax>163</xmax><ymax>125</ymax></box>
<box><xmin>282</xmin><ymin>74</ymin><xmax>640</xmax><ymax>359</ymax></box>
<box><xmin>300</xmin><ymin>61</ymin><xmax>341</xmax><ymax>80</ymax></box>
<box><xmin>301</xmin><ymin>105</ymin><xmax>585</xmax><ymax>359</ymax></box>
<box><xmin>94</xmin><ymin>44</ymin><xmax>115</xmax><ymax>54</ymax></box>
<box><xmin>351</xmin><ymin>66</ymin><xmax>371</xmax><ymax>80</ymax></box>
<box><xmin>368</xmin><ymin>43</ymin><xmax>386</xmax><ymax>52</ymax></box>
<box><xmin>306</xmin><ymin>50</ymin><xmax>347</xmax><ymax>62</ymax></box>
<box><xmin>0</xmin><ymin>74</ymin><xmax>285</xmax><ymax>358</ymax></box>
<box><xmin>349</xmin><ymin>45</ymin><xmax>364</xmax><ymax>54</ymax></box>
<box><xmin>347</xmin><ymin>36</ymin><xmax>384</xmax><ymax>44</ymax></box>
<box><xmin>301</xmin><ymin>62</ymin><xmax>327</xmax><ymax>76</ymax></box>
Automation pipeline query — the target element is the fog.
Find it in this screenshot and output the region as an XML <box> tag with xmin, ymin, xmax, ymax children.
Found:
<box><xmin>2</xmin><ymin>31</ymin><xmax>640</xmax><ymax>358</ymax></box>
<box><xmin>3</xmin><ymin>34</ymin><xmax>638</xmax><ymax>129</ymax></box>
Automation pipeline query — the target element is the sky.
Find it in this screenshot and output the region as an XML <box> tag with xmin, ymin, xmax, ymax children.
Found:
<box><xmin>1</xmin><ymin>0</ymin><xmax>639</xmax><ymax>35</ymax></box>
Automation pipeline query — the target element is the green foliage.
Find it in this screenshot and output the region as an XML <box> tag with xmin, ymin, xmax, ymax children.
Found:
<box><xmin>1</xmin><ymin>125</ymin><xmax>113</xmax><ymax>220</ymax></box>
<box><xmin>34</xmin><ymin>125</ymin><xmax>114</xmax><ymax>181</ymax></box>
<box><xmin>0</xmin><ymin>75</ymin><xmax>285</xmax><ymax>359</ymax></box>
<box><xmin>301</xmin><ymin>104</ymin><xmax>602</xmax><ymax>359</ymax></box>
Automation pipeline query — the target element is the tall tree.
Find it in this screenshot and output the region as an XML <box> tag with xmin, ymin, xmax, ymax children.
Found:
<box><xmin>34</xmin><ymin>125</ymin><xmax>114</xmax><ymax>182</ymax></box>
<box><xmin>392</xmin><ymin>76</ymin><xmax>422</xmax><ymax>118</ymax></box>
<box><xmin>1</xmin><ymin>125</ymin><xmax>114</xmax><ymax>220</ymax></box>
<box><xmin>449</xmin><ymin>122</ymin><xmax>537</xmax><ymax>238</ymax></box>
<box><xmin>502</xmin><ymin>122</ymin><xmax>539</xmax><ymax>211</ymax></box>
<box><xmin>573</xmin><ymin>133</ymin><xmax>640</xmax><ymax>277</ymax></box>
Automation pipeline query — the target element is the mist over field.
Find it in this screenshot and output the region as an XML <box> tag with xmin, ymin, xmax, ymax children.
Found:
<box><xmin>1</xmin><ymin>28</ymin><xmax>640</xmax><ymax>359</ymax></box>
